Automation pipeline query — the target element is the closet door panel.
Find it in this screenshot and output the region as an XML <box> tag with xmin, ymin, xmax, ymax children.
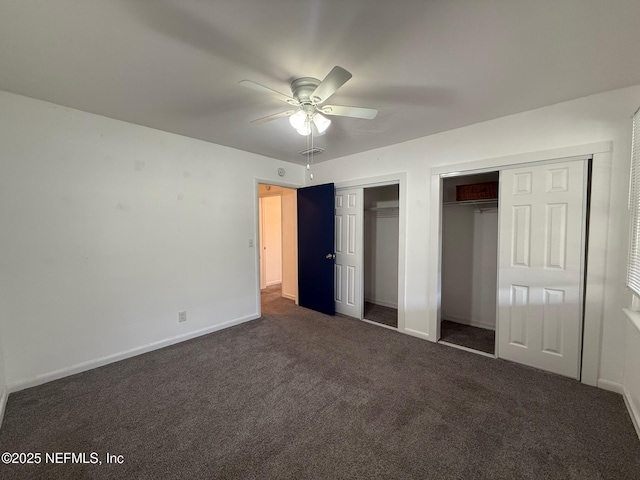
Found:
<box><xmin>334</xmin><ymin>188</ymin><xmax>363</xmax><ymax>318</ymax></box>
<box><xmin>498</xmin><ymin>159</ymin><xmax>586</xmax><ymax>379</ymax></box>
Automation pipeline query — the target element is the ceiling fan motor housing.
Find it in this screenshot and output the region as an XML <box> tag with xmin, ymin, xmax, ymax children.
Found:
<box><xmin>290</xmin><ymin>77</ymin><xmax>322</xmax><ymax>105</ymax></box>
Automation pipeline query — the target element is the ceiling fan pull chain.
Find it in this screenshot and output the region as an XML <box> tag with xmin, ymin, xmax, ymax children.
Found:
<box><xmin>309</xmin><ymin>128</ymin><xmax>314</xmax><ymax>181</ymax></box>
<box><xmin>306</xmin><ymin>125</ymin><xmax>311</xmax><ymax>171</ymax></box>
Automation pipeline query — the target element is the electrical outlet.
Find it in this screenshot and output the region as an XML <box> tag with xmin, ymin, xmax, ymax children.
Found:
<box><xmin>178</xmin><ymin>310</ymin><xmax>187</xmax><ymax>323</ymax></box>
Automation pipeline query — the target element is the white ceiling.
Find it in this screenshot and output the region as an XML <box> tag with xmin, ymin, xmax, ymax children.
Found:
<box><xmin>2</xmin><ymin>0</ymin><xmax>640</xmax><ymax>164</ymax></box>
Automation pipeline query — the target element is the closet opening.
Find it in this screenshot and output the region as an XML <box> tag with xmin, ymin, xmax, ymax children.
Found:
<box><xmin>440</xmin><ymin>172</ymin><xmax>499</xmax><ymax>355</ymax></box>
<box><xmin>363</xmin><ymin>184</ymin><xmax>400</xmax><ymax>329</ymax></box>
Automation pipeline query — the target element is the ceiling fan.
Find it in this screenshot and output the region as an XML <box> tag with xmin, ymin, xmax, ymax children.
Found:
<box><xmin>239</xmin><ymin>66</ymin><xmax>378</xmax><ymax>136</ymax></box>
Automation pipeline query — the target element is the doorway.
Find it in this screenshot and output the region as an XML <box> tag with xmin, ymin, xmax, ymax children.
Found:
<box><xmin>334</xmin><ymin>183</ymin><xmax>400</xmax><ymax>329</ymax></box>
<box><xmin>258</xmin><ymin>184</ymin><xmax>297</xmax><ymax>307</ymax></box>
<box><xmin>363</xmin><ymin>185</ymin><xmax>400</xmax><ymax>328</ymax></box>
<box><xmin>440</xmin><ymin>173</ymin><xmax>499</xmax><ymax>355</ymax></box>
<box><xmin>256</xmin><ymin>175</ymin><xmax>407</xmax><ymax>326</ymax></box>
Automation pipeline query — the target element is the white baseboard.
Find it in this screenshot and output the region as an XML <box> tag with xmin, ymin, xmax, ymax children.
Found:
<box><xmin>623</xmin><ymin>387</ymin><xmax>640</xmax><ymax>441</ymax></box>
<box><xmin>282</xmin><ymin>292</ymin><xmax>296</xmax><ymax>301</ymax></box>
<box><xmin>0</xmin><ymin>388</ymin><xmax>7</xmax><ymax>430</ymax></box>
<box><xmin>597</xmin><ymin>378</ymin><xmax>624</xmax><ymax>394</ymax></box>
<box><xmin>364</xmin><ymin>298</ymin><xmax>398</xmax><ymax>309</ymax></box>
<box><xmin>7</xmin><ymin>313</ymin><xmax>260</xmax><ymax>394</ymax></box>
<box><xmin>265</xmin><ymin>280</ymin><xmax>282</xmax><ymax>287</ymax></box>
<box><xmin>441</xmin><ymin>314</ymin><xmax>496</xmax><ymax>331</ymax></box>
<box><xmin>622</xmin><ymin>390</ymin><xmax>640</xmax><ymax>438</ymax></box>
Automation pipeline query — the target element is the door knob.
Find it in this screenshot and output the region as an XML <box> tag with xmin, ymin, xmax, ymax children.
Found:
<box><xmin>326</xmin><ymin>253</ymin><xmax>335</xmax><ymax>259</ymax></box>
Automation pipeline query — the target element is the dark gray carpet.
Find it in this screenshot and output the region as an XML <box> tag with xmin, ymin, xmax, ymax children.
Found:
<box><xmin>440</xmin><ymin>319</ymin><xmax>496</xmax><ymax>354</ymax></box>
<box><xmin>364</xmin><ymin>302</ymin><xmax>398</xmax><ymax>328</ymax></box>
<box><xmin>0</xmin><ymin>289</ymin><xmax>639</xmax><ymax>479</ymax></box>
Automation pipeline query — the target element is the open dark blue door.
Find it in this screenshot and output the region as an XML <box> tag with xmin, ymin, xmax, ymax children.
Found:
<box><xmin>297</xmin><ymin>183</ymin><xmax>335</xmax><ymax>315</ymax></box>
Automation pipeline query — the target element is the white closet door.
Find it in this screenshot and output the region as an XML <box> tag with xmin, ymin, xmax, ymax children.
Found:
<box><xmin>498</xmin><ymin>159</ymin><xmax>586</xmax><ymax>378</ymax></box>
<box><xmin>335</xmin><ymin>188</ymin><xmax>363</xmax><ymax>318</ymax></box>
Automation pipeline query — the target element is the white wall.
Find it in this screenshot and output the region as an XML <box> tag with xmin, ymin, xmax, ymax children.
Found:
<box><xmin>0</xmin><ymin>91</ymin><xmax>305</xmax><ymax>390</ymax></box>
<box><xmin>441</xmin><ymin>205</ymin><xmax>498</xmax><ymax>330</ymax></box>
<box><xmin>311</xmin><ymin>84</ymin><xmax>640</xmax><ymax>388</ymax></box>
<box><xmin>364</xmin><ymin>214</ymin><xmax>399</xmax><ymax>308</ymax></box>
<box><xmin>471</xmin><ymin>210</ymin><xmax>498</xmax><ymax>329</ymax></box>
<box><xmin>441</xmin><ymin>205</ymin><xmax>474</xmax><ymax>322</ymax></box>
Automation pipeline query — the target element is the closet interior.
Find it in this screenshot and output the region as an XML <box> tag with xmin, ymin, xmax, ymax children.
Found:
<box><xmin>363</xmin><ymin>185</ymin><xmax>399</xmax><ymax>328</ymax></box>
<box><xmin>440</xmin><ymin>172</ymin><xmax>499</xmax><ymax>354</ymax></box>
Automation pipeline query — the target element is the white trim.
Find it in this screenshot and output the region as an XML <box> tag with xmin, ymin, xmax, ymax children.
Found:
<box><xmin>265</xmin><ymin>280</ymin><xmax>282</xmax><ymax>287</ymax></box>
<box><xmin>623</xmin><ymin>308</ymin><xmax>640</xmax><ymax>334</ymax></box>
<box><xmin>334</xmin><ymin>172</ymin><xmax>406</xmax><ymax>190</ymax></box>
<box><xmin>580</xmin><ymin>152</ymin><xmax>611</xmax><ymax>386</ymax></box>
<box><xmin>624</xmin><ymin>387</ymin><xmax>640</xmax><ymax>441</ymax></box>
<box><xmin>597</xmin><ymin>378</ymin><xmax>624</xmax><ymax>394</ymax></box>
<box><xmin>0</xmin><ymin>389</ymin><xmax>7</xmax><ymax>430</ymax></box>
<box><xmin>438</xmin><ymin>341</ymin><xmax>497</xmax><ymax>358</ymax></box>
<box><xmin>282</xmin><ymin>292</ymin><xmax>296</xmax><ymax>301</ymax></box>
<box><xmin>429</xmin><ymin>173</ymin><xmax>443</xmax><ymax>341</ymax></box>
<box><xmin>431</xmin><ymin>142</ymin><xmax>611</xmax><ymax>176</ymax></box>
<box><xmin>7</xmin><ymin>313</ymin><xmax>260</xmax><ymax>393</ymax></box>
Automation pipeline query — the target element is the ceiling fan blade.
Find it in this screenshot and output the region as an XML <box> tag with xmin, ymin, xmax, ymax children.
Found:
<box><xmin>321</xmin><ymin>105</ymin><xmax>378</xmax><ymax>120</ymax></box>
<box><xmin>310</xmin><ymin>66</ymin><xmax>352</xmax><ymax>103</ymax></box>
<box><xmin>239</xmin><ymin>80</ymin><xmax>299</xmax><ymax>105</ymax></box>
<box><xmin>250</xmin><ymin>110</ymin><xmax>297</xmax><ymax>126</ymax></box>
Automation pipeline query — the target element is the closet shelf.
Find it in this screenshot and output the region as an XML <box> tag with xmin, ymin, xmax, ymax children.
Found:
<box><xmin>366</xmin><ymin>206</ymin><xmax>400</xmax><ymax>217</ymax></box>
<box><xmin>443</xmin><ymin>199</ymin><xmax>498</xmax><ymax>212</ymax></box>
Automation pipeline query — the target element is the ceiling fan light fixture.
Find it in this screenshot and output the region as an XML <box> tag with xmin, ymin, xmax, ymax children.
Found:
<box><xmin>289</xmin><ymin>110</ymin><xmax>306</xmax><ymax>129</ymax></box>
<box><xmin>289</xmin><ymin>110</ymin><xmax>311</xmax><ymax>135</ymax></box>
<box><xmin>296</xmin><ymin>124</ymin><xmax>311</xmax><ymax>136</ymax></box>
<box><xmin>312</xmin><ymin>113</ymin><xmax>331</xmax><ymax>134</ymax></box>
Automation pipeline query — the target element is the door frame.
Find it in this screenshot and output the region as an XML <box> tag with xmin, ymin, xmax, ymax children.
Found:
<box><xmin>254</xmin><ymin>178</ymin><xmax>303</xmax><ymax>317</ymax></box>
<box><xmin>334</xmin><ymin>173</ymin><xmax>407</xmax><ymax>332</ymax></box>
<box><xmin>428</xmin><ymin>141</ymin><xmax>612</xmax><ymax>387</ymax></box>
